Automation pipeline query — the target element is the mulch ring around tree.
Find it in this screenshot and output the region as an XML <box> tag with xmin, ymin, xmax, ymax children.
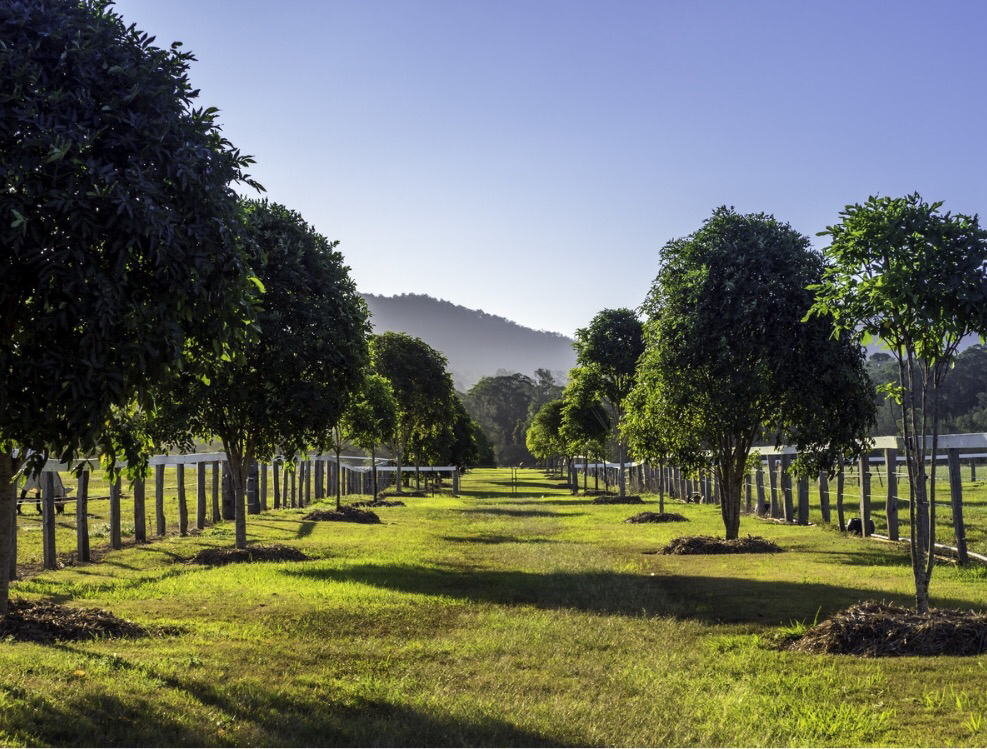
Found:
<box><xmin>303</xmin><ymin>506</ymin><xmax>381</xmax><ymax>524</ymax></box>
<box><xmin>189</xmin><ymin>543</ymin><xmax>310</xmax><ymax>567</ymax></box>
<box><xmin>625</xmin><ymin>511</ymin><xmax>688</xmax><ymax>524</ymax></box>
<box><xmin>380</xmin><ymin>490</ymin><xmax>426</xmax><ymax>499</ymax></box>
<box><xmin>661</xmin><ymin>535</ymin><xmax>784</xmax><ymax>555</ymax></box>
<box><xmin>592</xmin><ymin>495</ymin><xmax>645</xmax><ymax>505</ymax></box>
<box><xmin>0</xmin><ymin>598</ymin><xmax>150</xmax><ymax>643</ymax></box>
<box><xmin>350</xmin><ymin>499</ymin><xmax>406</xmax><ymax>508</ymax></box>
<box><xmin>787</xmin><ymin>601</ymin><xmax>987</xmax><ymax>657</ymax></box>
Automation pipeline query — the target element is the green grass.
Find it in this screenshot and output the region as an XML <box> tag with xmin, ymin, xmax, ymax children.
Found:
<box><xmin>2</xmin><ymin>467</ymin><xmax>986</xmax><ymax>746</ymax></box>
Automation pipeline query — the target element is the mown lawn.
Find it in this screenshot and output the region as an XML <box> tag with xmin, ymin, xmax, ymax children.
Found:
<box><xmin>2</xmin><ymin>467</ymin><xmax>986</xmax><ymax>747</ymax></box>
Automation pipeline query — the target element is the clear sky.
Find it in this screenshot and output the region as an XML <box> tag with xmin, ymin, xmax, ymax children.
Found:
<box><xmin>113</xmin><ymin>0</ymin><xmax>987</xmax><ymax>337</ymax></box>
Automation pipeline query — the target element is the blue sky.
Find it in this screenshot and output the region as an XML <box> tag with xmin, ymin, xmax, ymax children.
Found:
<box><xmin>113</xmin><ymin>0</ymin><xmax>987</xmax><ymax>337</ymax></box>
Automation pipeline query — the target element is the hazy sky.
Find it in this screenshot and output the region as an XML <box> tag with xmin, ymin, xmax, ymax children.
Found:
<box><xmin>113</xmin><ymin>0</ymin><xmax>987</xmax><ymax>337</ymax></box>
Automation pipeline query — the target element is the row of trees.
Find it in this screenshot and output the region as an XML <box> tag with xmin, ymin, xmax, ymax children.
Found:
<box><xmin>528</xmin><ymin>196</ymin><xmax>987</xmax><ymax>614</ymax></box>
<box><xmin>0</xmin><ymin>1</ymin><xmax>486</xmax><ymax>614</ymax></box>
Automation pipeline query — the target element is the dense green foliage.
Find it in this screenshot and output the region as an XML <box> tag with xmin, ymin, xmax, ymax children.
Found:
<box><xmin>634</xmin><ymin>207</ymin><xmax>875</xmax><ymax>539</ymax></box>
<box><xmin>0</xmin><ymin>0</ymin><xmax>259</xmax><ymax>611</ymax></box>
<box><xmin>157</xmin><ymin>200</ymin><xmax>370</xmax><ymax>545</ymax></box>
<box><xmin>809</xmin><ymin>193</ymin><xmax>987</xmax><ymax>612</ymax></box>
<box><xmin>574</xmin><ymin>308</ymin><xmax>645</xmax><ymax>496</ymax></box>
<box><xmin>342</xmin><ymin>373</ymin><xmax>399</xmax><ymax>500</ymax></box>
<box><xmin>560</xmin><ymin>367</ymin><xmax>611</xmax><ymax>470</ymax></box>
<box><xmin>525</xmin><ymin>399</ymin><xmax>566</xmax><ymax>464</ymax></box>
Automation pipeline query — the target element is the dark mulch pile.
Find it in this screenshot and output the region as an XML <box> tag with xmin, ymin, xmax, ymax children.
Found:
<box><xmin>0</xmin><ymin>599</ymin><xmax>148</xmax><ymax>643</ymax></box>
<box><xmin>350</xmin><ymin>499</ymin><xmax>406</xmax><ymax>508</ymax></box>
<box><xmin>789</xmin><ymin>601</ymin><xmax>987</xmax><ymax>657</ymax></box>
<box><xmin>380</xmin><ymin>490</ymin><xmax>426</xmax><ymax>498</ymax></box>
<box><xmin>661</xmin><ymin>535</ymin><xmax>784</xmax><ymax>555</ymax></box>
<box><xmin>625</xmin><ymin>511</ymin><xmax>688</xmax><ymax>524</ymax></box>
<box><xmin>592</xmin><ymin>495</ymin><xmax>644</xmax><ymax>505</ymax></box>
<box><xmin>190</xmin><ymin>543</ymin><xmax>310</xmax><ymax>567</ymax></box>
<box><xmin>304</xmin><ymin>506</ymin><xmax>381</xmax><ymax>524</ymax></box>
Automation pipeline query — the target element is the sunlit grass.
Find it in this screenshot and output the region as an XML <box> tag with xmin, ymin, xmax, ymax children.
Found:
<box><xmin>1</xmin><ymin>467</ymin><xmax>985</xmax><ymax>746</ymax></box>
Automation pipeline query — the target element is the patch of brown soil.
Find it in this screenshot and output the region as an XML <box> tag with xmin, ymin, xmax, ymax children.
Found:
<box><xmin>350</xmin><ymin>499</ymin><xmax>406</xmax><ymax>508</ymax></box>
<box><xmin>0</xmin><ymin>599</ymin><xmax>148</xmax><ymax>643</ymax></box>
<box><xmin>592</xmin><ymin>495</ymin><xmax>644</xmax><ymax>505</ymax></box>
<box><xmin>380</xmin><ymin>490</ymin><xmax>426</xmax><ymax>498</ymax></box>
<box><xmin>303</xmin><ymin>506</ymin><xmax>381</xmax><ymax>524</ymax></box>
<box><xmin>625</xmin><ymin>511</ymin><xmax>688</xmax><ymax>523</ymax></box>
<box><xmin>789</xmin><ymin>601</ymin><xmax>987</xmax><ymax>656</ymax></box>
<box><xmin>189</xmin><ymin>543</ymin><xmax>310</xmax><ymax>567</ymax></box>
<box><xmin>661</xmin><ymin>535</ymin><xmax>783</xmax><ymax>555</ymax></box>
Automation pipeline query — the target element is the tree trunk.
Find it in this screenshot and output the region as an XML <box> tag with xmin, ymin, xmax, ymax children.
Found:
<box><xmin>334</xmin><ymin>447</ymin><xmax>342</xmax><ymax>511</ymax></box>
<box><xmin>0</xmin><ymin>450</ymin><xmax>18</xmax><ymax>616</ymax></box>
<box><xmin>718</xmin><ymin>459</ymin><xmax>743</xmax><ymax>541</ymax></box>
<box><xmin>223</xmin><ymin>448</ymin><xmax>249</xmax><ymax>550</ymax></box>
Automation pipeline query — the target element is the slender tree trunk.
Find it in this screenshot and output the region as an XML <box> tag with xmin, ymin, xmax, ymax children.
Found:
<box><xmin>334</xmin><ymin>446</ymin><xmax>342</xmax><ymax>511</ymax></box>
<box><xmin>0</xmin><ymin>450</ymin><xmax>19</xmax><ymax>616</ymax></box>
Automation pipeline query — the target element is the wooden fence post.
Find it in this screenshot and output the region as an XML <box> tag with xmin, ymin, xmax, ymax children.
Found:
<box><xmin>305</xmin><ymin>461</ymin><xmax>312</xmax><ymax>505</ymax></box>
<box><xmin>453</xmin><ymin>469</ymin><xmax>460</xmax><ymax>496</ymax></box>
<box><xmin>222</xmin><ymin>462</ymin><xmax>235</xmax><ymax>520</ymax></box>
<box><xmin>273</xmin><ymin>461</ymin><xmax>281</xmax><ymax>509</ymax></box>
<box><xmin>314</xmin><ymin>460</ymin><xmax>323</xmax><ymax>500</ymax></box>
<box><xmin>76</xmin><ymin>470</ymin><xmax>90</xmax><ymax>562</ymax></box>
<box><xmin>176</xmin><ymin>463</ymin><xmax>188</xmax><ymax>536</ymax></box>
<box><xmin>134</xmin><ymin>475</ymin><xmax>146</xmax><ymax>542</ymax></box>
<box><xmin>110</xmin><ymin>476</ymin><xmax>122</xmax><ymax>549</ymax></box>
<box><xmin>818</xmin><ymin>470</ymin><xmax>830</xmax><ymax>524</ymax></box>
<box><xmin>796</xmin><ymin>474</ymin><xmax>809</xmax><ymax>525</ymax></box>
<box><xmin>260</xmin><ymin>463</ymin><xmax>268</xmax><ymax>511</ymax></box>
<box><xmin>42</xmin><ymin>471</ymin><xmax>56</xmax><ymax>569</ymax></box>
<box><xmin>212</xmin><ymin>461</ymin><xmax>221</xmax><ymax>523</ymax></box>
<box><xmin>767</xmin><ymin>455</ymin><xmax>781</xmax><ymax>518</ymax></box>
<box><xmin>755</xmin><ymin>464</ymin><xmax>766</xmax><ymax>516</ymax></box>
<box><xmin>247</xmin><ymin>461</ymin><xmax>259</xmax><ymax>515</ymax></box>
<box><xmin>155</xmin><ymin>463</ymin><xmax>166</xmax><ymax>537</ymax></box>
<box><xmin>745</xmin><ymin>471</ymin><xmax>752</xmax><ymax>514</ymax></box>
<box><xmin>836</xmin><ymin>459</ymin><xmax>846</xmax><ymax>532</ymax></box>
<box><xmin>885</xmin><ymin>448</ymin><xmax>899</xmax><ymax>542</ymax></box>
<box><xmin>858</xmin><ymin>454</ymin><xmax>871</xmax><ymax>537</ymax></box>
<box><xmin>197</xmin><ymin>462</ymin><xmax>207</xmax><ymax>530</ymax></box>
<box><xmin>947</xmin><ymin>448</ymin><xmax>969</xmax><ymax>565</ymax></box>
<box><xmin>781</xmin><ymin>453</ymin><xmax>794</xmax><ymax>523</ymax></box>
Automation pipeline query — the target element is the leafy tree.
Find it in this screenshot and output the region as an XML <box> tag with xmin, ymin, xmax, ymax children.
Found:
<box><xmin>560</xmin><ymin>368</ymin><xmax>612</xmax><ymax>491</ymax></box>
<box><xmin>527</xmin><ymin>369</ymin><xmax>566</xmax><ymax>423</ymax></box>
<box><xmin>0</xmin><ymin>0</ymin><xmax>258</xmax><ymax>613</ymax></box>
<box><xmin>808</xmin><ymin>193</ymin><xmax>987</xmax><ymax>613</ymax></box>
<box><xmin>526</xmin><ymin>399</ymin><xmax>566</xmax><ymax>471</ymax></box>
<box><xmin>371</xmin><ymin>333</ymin><xmax>455</xmax><ymax>493</ymax></box>
<box><xmin>342</xmin><ymin>373</ymin><xmax>398</xmax><ymax>501</ymax></box>
<box><xmin>634</xmin><ymin>207</ymin><xmax>875</xmax><ymax>540</ymax></box>
<box><xmin>463</xmin><ymin>373</ymin><xmax>536</xmax><ymax>466</ymax></box>
<box><xmin>574</xmin><ymin>308</ymin><xmax>645</xmax><ymax>496</ymax></box>
<box><xmin>158</xmin><ymin>200</ymin><xmax>369</xmax><ymax>547</ymax></box>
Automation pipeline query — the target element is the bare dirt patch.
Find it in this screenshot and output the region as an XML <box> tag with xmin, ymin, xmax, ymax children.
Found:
<box><xmin>625</xmin><ymin>511</ymin><xmax>688</xmax><ymax>524</ymax></box>
<box><xmin>189</xmin><ymin>543</ymin><xmax>310</xmax><ymax>567</ymax></box>
<box><xmin>789</xmin><ymin>601</ymin><xmax>987</xmax><ymax>656</ymax></box>
<box><xmin>303</xmin><ymin>506</ymin><xmax>381</xmax><ymax>524</ymax></box>
<box><xmin>350</xmin><ymin>499</ymin><xmax>406</xmax><ymax>508</ymax></box>
<box><xmin>661</xmin><ymin>535</ymin><xmax>783</xmax><ymax>555</ymax></box>
<box><xmin>0</xmin><ymin>599</ymin><xmax>149</xmax><ymax>643</ymax></box>
<box><xmin>592</xmin><ymin>495</ymin><xmax>644</xmax><ymax>505</ymax></box>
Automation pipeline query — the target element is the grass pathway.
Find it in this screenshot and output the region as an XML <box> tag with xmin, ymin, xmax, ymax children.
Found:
<box><xmin>0</xmin><ymin>468</ymin><xmax>985</xmax><ymax>746</ymax></box>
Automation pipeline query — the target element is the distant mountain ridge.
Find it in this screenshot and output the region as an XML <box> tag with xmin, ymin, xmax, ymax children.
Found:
<box><xmin>362</xmin><ymin>293</ymin><xmax>576</xmax><ymax>390</ymax></box>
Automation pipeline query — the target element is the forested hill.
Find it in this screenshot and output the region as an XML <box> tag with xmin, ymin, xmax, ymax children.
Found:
<box><xmin>362</xmin><ymin>293</ymin><xmax>577</xmax><ymax>390</ymax></box>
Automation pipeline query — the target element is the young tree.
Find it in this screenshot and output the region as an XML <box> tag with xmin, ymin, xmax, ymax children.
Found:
<box><xmin>159</xmin><ymin>200</ymin><xmax>369</xmax><ymax>547</ymax></box>
<box><xmin>633</xmin><ymin>207</ymin><xmax>875</xmax><ymax>540</ymax></box>
<box><xmin>371</xmin><ymin>333</ymin><xmax>455</xmax><ymax>493</ymax></box>
<box><xmin>526</xmin><ymin>399</ymin><xmax>566</xmax><ymax>473</ymax></box>
<box><xmin>0</xmin><ymin>0</ymin><xmax>258</xmax><ymax>613</ymax></box>
<box><xmin>808</xmin><ymin>193</ymin><xmax>987</xmax><ymax>613</ymax></box>
<box><xmin>574</xmin><ymin>309</ymin><xmax>645</xmax><ymax>496</ymax></box>
<box><xmin>342</xmin><ymin>374</ymin><xmax>398</xmax><ymax>501</ymax></box>
<box><xmin>561</xmin><ymin>368</ymin><xmax>612</xmax><ymax>493</ymax></box>
<box><xmin>463</xmin><ymin>373</ymin><xmax>536</xmax><ymax>466</ymax></box>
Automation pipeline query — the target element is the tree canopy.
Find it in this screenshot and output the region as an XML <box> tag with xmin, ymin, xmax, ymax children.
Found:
<box><xmin>463</xmin><ymin>373</ymin><xmax>536</xmax><ymax>466</ymax></box>
<box><xmin>634</xmin><ymin>207</ymin><xmax>875</xmax><ymax>539</ymax></box>
<box><xmin>0</xmin><ymin>0</ymin><xmax>260</xmax><ymax>611</ymax></box>
<box><xmin>342</xmin><ymin>373</ymin><xmax>398</xmax><ymax>500</ymax></box>
<box><xmin>809</xmin><ymin>193</ymin><xmax>987</xmax><ymax>612</ymax></box>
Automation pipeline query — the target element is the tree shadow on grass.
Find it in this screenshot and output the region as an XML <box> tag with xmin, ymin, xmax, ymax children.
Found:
<box><xmin>281</xmin><ymin>563</ymin><xmax>984</xmax><ymax>626</ymax></box>
<box><xmin>39</xmin><ymin>647</ymin><xmax>565</xmax><ymax>747</ymax></box>
<box><xmin>295</xmin><ymin>521</ymin><xmax>316</xmax><ymax>539</ymax></box>
<box><xmin>440</xmin><ymin>534</ymin><xmax>557</xmax><ymax>545</ymax></box>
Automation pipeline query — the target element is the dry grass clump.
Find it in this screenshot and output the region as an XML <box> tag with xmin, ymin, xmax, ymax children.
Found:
<box><xmin>190</xmin><ymin>543</ymin><xmax>309</xmax><ymax>567</ymax></box>
<box><xmin>304</xmin><ymin>506</ymin><xmax>381</xmax><ymax>524</ymax></box>
<box><xmin>661</xmin><ymin>535</ymin><xmax>783</xmax><ymax>555</ymax></box>
<box><xmin>0</xmin><ymin>599</ymin><xmax>148</xmax><ymax>643</ymax></box>
<box><xmin>790</xmin><ymin>601</ymin><xmax>987</xmax><ymax>656</ymax></box>
<box><xmin>592</xmin><ymin>495</ymin><xmax>644</xmax><ymax>505</ymax></box>
<box><xmin>625</xmin><ymin>511</ymin><xmax>688</xmax><ymax>524</ymax></box>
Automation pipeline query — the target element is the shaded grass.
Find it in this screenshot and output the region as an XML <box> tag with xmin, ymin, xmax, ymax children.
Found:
<box><xmin>1</xmin><ymin>468</ymin><xmax>986</xmax><ymax>746</ymax></box>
